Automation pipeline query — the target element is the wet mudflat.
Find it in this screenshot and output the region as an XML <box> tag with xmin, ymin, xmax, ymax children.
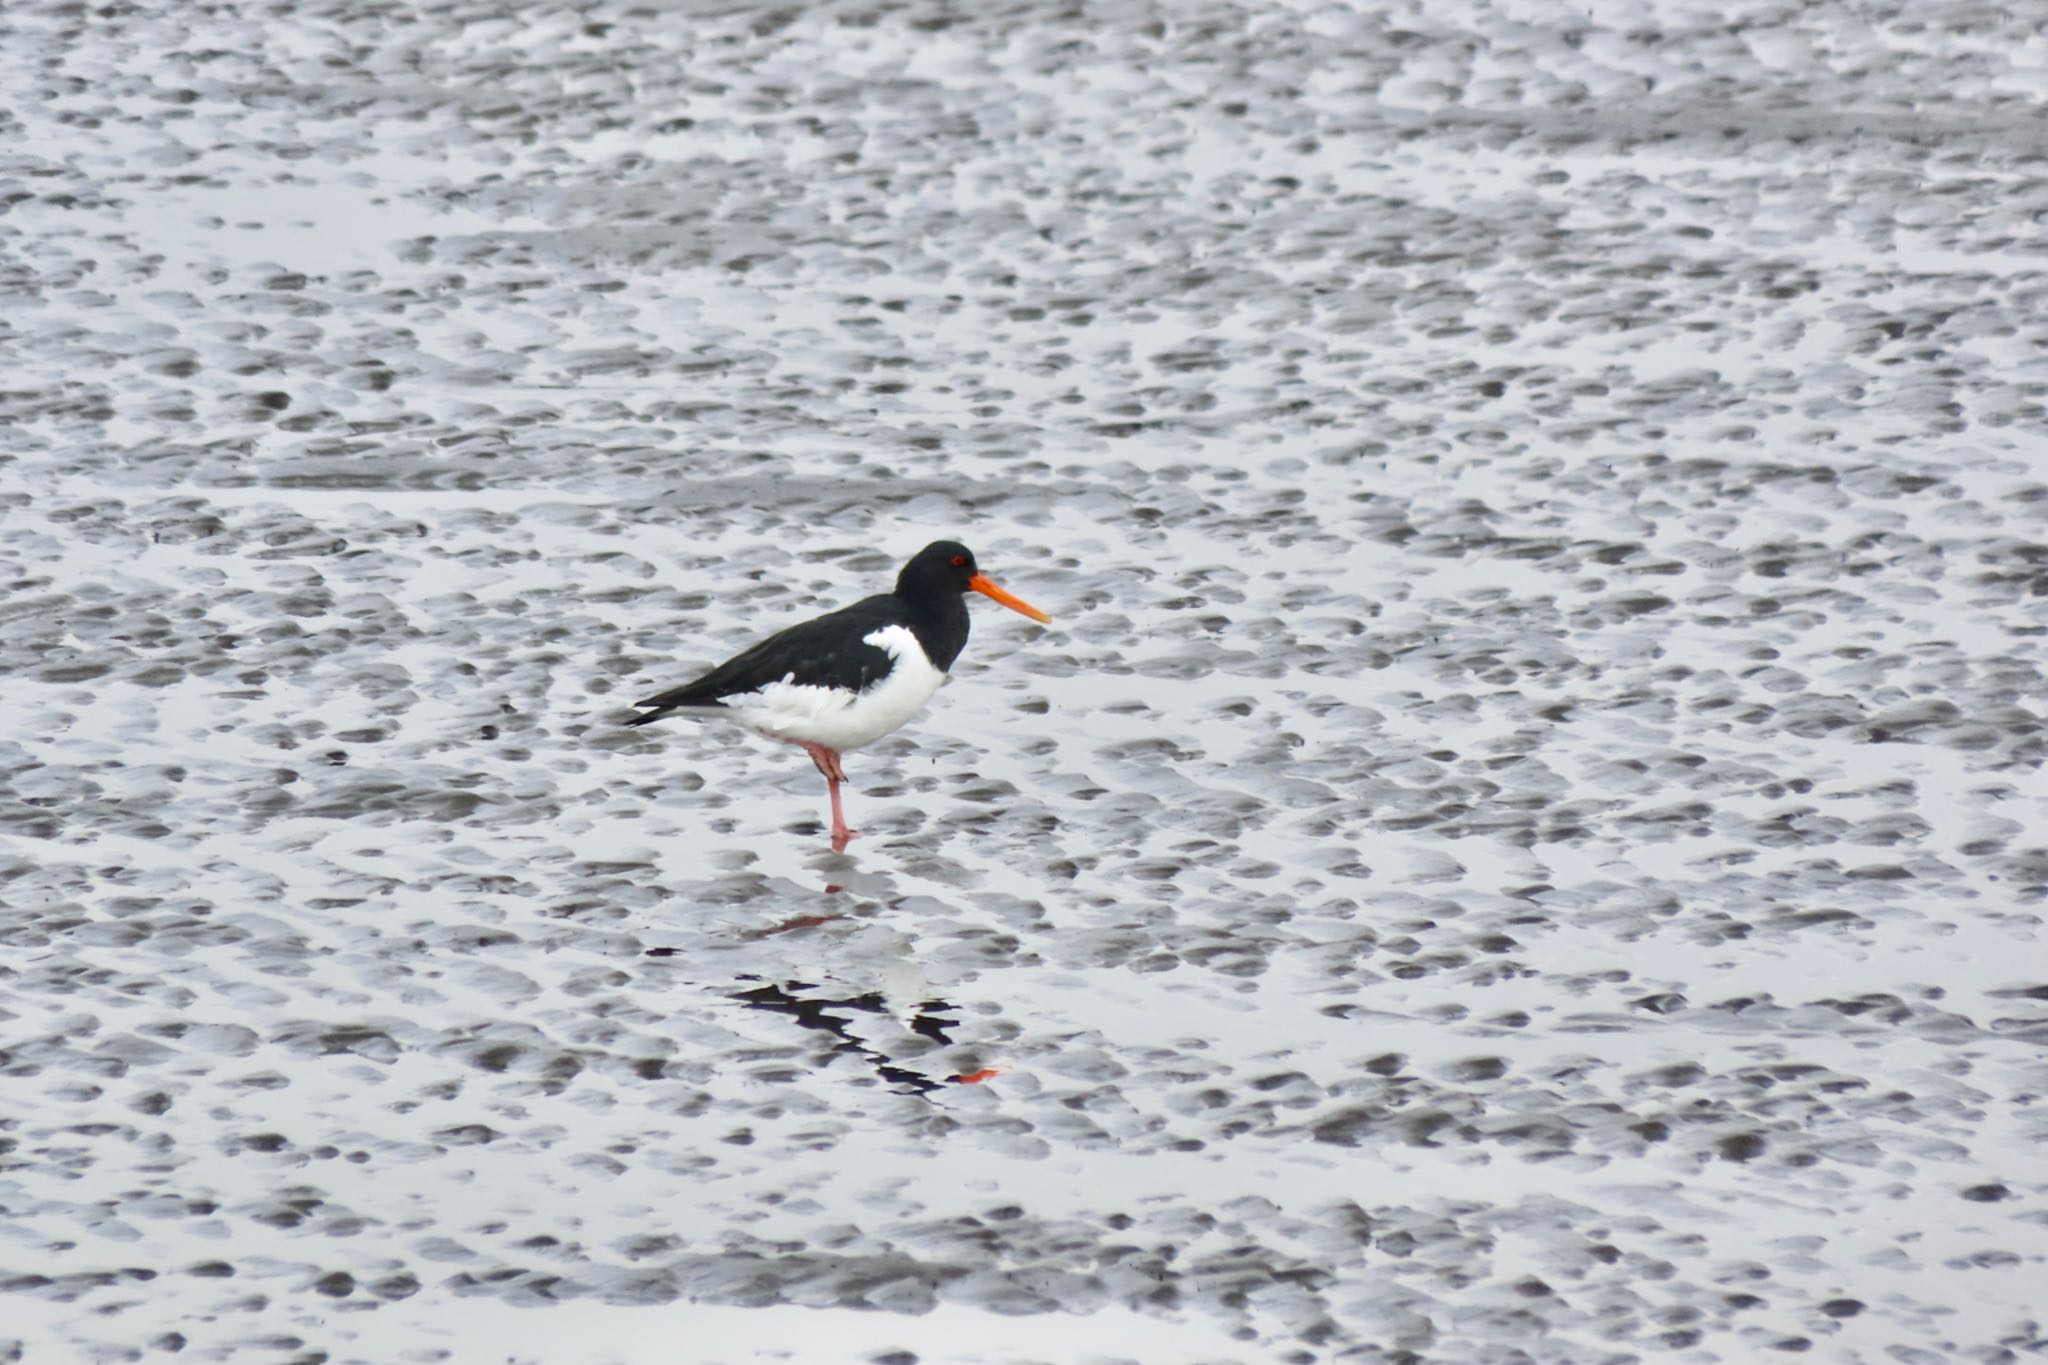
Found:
<box><xmin>3</xmin><ymin>0</ymin><xmax>2046</xmax><ymax>1360</ymax></box>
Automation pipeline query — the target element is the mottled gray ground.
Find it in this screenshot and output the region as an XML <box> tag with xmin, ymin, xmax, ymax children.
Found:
<box><xmin>4</xmin><ymin>0</ymin><xmax>2047</xmax><ymax>1360</ymax></box>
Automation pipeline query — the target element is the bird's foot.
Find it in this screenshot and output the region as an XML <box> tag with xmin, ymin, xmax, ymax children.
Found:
<box><xmin>830</xmin><ymin>825</ymin><xmax>860</xmax><ymax>855</ymax></box>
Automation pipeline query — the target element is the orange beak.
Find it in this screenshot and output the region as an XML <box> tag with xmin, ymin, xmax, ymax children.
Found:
<box><xmin>968</xmin><ymin>573</ymin><xmax>1051</xmax><ymax>624</ymax></box>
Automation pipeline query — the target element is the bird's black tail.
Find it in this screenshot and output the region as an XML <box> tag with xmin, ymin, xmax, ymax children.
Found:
<box><xmin>626</xmin><ymin>688</ymin><xmax>727</xmax><ymax>727</ymax></box>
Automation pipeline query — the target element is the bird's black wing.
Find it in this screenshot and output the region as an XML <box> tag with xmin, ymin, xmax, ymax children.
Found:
<box><xmin>627</xmin><ymin>594</ymin><xmax>901</xmax><ymax>726</ymax></box>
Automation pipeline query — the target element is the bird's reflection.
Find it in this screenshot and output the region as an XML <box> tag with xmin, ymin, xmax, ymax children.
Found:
<box><xmin>732</xmin><ymin>978</ymin><xmax>988</xmax><ymax>1097</ymax></box>
<box><xmin>803</xmin><ymin>855</ymin><xmax>901</xmax><ymax>899</ymax></box>
<box><xmin>739</xmin><ymin>913</ymin><xmax>849</xmax><ymax>940</ymax></box>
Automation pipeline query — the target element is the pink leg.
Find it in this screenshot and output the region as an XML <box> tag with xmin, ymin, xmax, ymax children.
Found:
<box><xmin>824</xmin><ymin>772</ymin><xmax>856</xmax><ymax>853</ymax></box>
<box><xmin>796</xmin><ymin>742</ymin><xmax>857</xmax><ymax>851</ymax></box>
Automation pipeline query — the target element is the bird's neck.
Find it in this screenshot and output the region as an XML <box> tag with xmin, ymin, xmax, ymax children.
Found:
<box><xmin>901</xmin><ymin>591</ymin><xmax>970</xmax><ymax>672</ymax></box>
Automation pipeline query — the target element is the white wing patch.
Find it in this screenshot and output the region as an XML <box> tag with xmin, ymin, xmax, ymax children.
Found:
<box><xmin>724</xmin><ymin>624</ymin><xmax>948</xmax><ymax>752</ymax></box>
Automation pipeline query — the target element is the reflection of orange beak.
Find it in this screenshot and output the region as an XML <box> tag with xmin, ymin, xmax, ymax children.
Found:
<box><xmin>969</xmin><ymin>573</ymin><xmax>1052</xmax><ymax>624</ymax></box>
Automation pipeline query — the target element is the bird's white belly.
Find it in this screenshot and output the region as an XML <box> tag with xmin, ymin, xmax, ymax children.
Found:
<box><xmin>727</xmin><ymin>624</ymin><xmax>947</xmax><ymax>753</ymax></box>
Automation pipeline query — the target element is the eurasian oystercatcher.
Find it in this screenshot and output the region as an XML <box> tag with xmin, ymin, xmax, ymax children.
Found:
<box><xmin>628</xmin><ymin>540</ymin><xmax>1051</xmax><ymax>852</ymax></box>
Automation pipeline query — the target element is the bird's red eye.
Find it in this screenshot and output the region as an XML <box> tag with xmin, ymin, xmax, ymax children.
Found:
<box><xmin>950</xmin><ymin>554</ymin><xmax>967</xmax><ymax>567</ymax></box>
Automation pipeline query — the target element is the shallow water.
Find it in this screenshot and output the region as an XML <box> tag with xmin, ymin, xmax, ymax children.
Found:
<box><xmin>4</xmin><ymin>0</ymin><xmax>2046</xmax><ymax>1360</ymax></box>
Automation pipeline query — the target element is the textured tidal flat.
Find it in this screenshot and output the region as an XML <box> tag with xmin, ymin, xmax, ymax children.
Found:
<box><xmin>4</xmin><ymin>0</ymin><xmax>2048</xmax><ymax>1361</ymax></box>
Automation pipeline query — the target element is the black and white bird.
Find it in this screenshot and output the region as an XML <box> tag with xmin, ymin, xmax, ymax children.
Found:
<box><xmin>627</xmin><ymin>540</ymin><xmax>1051</xmax><ymax>852</ymax></box>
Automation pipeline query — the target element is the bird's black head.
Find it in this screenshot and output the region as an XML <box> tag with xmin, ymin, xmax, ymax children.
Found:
<box><xmin>898</xmin><ymin>540</ymin><xmax>979</xmax><ymax>594</ymax></box>
<box><xmin>896</xmin><ymin>540</ymin><xmax>1051</xmax><ymax>623</ymax></box>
